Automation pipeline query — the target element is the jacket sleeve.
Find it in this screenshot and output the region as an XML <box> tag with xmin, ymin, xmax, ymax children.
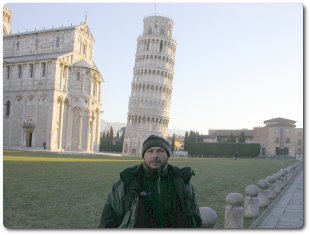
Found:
<box><xmin>99</xmin><ymin>180</ymin><xmax>125</xmax><ymax>228</ymax></box>
<box><xmin>185</xmin><ymin>182</ymin><xmax>202</xmax><ymax>228</ymax></box>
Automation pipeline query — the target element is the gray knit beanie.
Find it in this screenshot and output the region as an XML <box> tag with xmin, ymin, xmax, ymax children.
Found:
<box><xmin>142</xmin><ymin>135</ymin><xmax>171</xmax><ymax>158</ymax></box>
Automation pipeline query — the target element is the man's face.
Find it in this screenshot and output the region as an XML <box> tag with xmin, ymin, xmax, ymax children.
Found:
<box><xmin>143</xmin><ymin>146</ymin><xmax>168</xmax><ymax>171</ymax></box>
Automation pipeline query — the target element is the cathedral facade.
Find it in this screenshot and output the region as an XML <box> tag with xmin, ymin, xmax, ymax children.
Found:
<box><xmin>3</xmin><ymin>7</ymin><xmax>103</xmax><ymax>152</ymax></box>
<box><xmin>122</xmin><ymin>15</ymin><xmax>177</xmax><ymax>156</ymax></box>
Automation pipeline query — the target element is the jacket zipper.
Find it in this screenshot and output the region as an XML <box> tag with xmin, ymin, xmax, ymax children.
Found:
<box><xmin>157</xmin><ymin>174</ymin><xmax>161</xmax><ymax>194</ymax></box>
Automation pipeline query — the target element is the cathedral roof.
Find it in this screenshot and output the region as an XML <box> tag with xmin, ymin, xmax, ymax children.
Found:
<box><xmin>3</xmin><ymin>52</ymin><xmax>67</xmax><ymax>64</ymax></box>
<box><xmin>73</xmin><ymin>60</ymin><xmax>103</xmax><ymax>80</ymax></box>
<box><xmin>4</xmin><ymin>23</ymin><xmax>95</xmax><ymax>41</ymax></box>
<box><xmin>73</xmin><ymin>60</ymin><xmax>95</xmax><ymax>69</ymax></box>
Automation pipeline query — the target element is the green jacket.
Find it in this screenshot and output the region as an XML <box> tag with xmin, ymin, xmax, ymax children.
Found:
<box><xmin>99</xmin><ymin>164</ymin><xmax>202</xmax><ymax>228</ymax></box>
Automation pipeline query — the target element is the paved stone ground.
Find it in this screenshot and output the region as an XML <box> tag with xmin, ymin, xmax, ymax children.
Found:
<box><xmin>258</xmin><ymin>168</ymin><xmax>304</xmax><ymax>228</ymax></box>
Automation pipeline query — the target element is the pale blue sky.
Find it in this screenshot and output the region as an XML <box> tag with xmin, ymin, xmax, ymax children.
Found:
<box><xmin>6</xmin><ymin>2</ymin><xmax>303</xmax><ymax>134</ymax></box>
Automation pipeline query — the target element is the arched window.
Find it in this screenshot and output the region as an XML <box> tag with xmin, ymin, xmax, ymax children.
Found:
<box><xmin>35</xmin><ymin>38</ymin><xmax>39</xmax><ymax>50</ymax></box>
<box><xmin>76</xmin><ymin>72</ymin><xmax>80</xmax><ymax>80</ymax></box>
<box><xmin>18</xmin><ymin>65</ymin><xmax>22</xmax><ymax>78</ymax></box>
<box><xmin>5</xmin><ymin>100</ymin><xmax>10</xmax><ymax>117</ymax></box>
<box><xmin>29</xmin><ymin>64</ymin><xmax>34</xmax><ymax>78</ymax></box>
<box><xmin>82</xmin><ymin>42</ymin><xmax>87</xmax><ymax>56</ymax></box>
<box><xmin>41</xmin><ymin>62</ymin><xmax>46</xmax><ymax>77</ymax></box>
<box><xmin>16</xmin><ymin>41</ymin><xmax>20</xmax><ymax>51</ymax></box>
<box><xmin>6</xmin><ymin>66</ymin><xmax>10</xmax><ymax>79</ymax></box>
<box><xmin>159</xmin><ymin>40</ymin><xmax>163</xmax><ymax>53</ymax></box>
<box><xmin>56</xmin><ymin>36</ymin><xmax>60</xmax><ymax>47</ymax></box>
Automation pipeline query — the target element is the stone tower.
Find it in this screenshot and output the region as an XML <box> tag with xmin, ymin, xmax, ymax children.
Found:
<box><xmin>3</xmin><ymin>6</ymin><xmax>12</xmax><ymax>35</ymax></box>
<box><xmin>122</xmin><ymin>15</ymin><xmax>177</xmax><ymax>156</ymax></box>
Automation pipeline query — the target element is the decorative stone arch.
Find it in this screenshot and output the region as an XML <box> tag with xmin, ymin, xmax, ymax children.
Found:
<box><xmin>23</xmin><ymin>116</ymin><xmax>35</xmax><ymax>147</ymax></box>
<box><xmin>38</xmin><ymin>94</ymin><xmax>48</xmax><ymax>106</ymax></box>
<box><xmin>64</xmin><ymin>97</ymin><xmax>70</xmax><ymax>106</ymax></box>
<box><xmin>26</xmin><ymin>95</ymin><xmax>35</xmax><ymax>105</ymax></box>
<box><xmin>55</xmin><ymin>96</ymin><xmax>64</xmax><ymax>148</ymax></box>
<box><xmin>71</xmin><ymin>107</ymin><xmax>82</xmax><ymax>150</ymax></box>
<box><xmin>81</xmin><ymin>109</ymin><xmax>90</xmax><ymax>151</ymax></box>
<box><xmin>3</xmin><ymin>98</ymin><xmax>11</xmax><ymax>118</ymax></box>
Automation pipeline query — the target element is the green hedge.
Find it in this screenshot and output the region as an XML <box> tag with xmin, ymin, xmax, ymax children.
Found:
<box><xmin>187</xmin><ymin>143</ymin><xmax>260</xmax><ymax>158</ymax></box>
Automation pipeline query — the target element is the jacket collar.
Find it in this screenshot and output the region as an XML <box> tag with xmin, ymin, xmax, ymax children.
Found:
<box><xmin>119</xmin><ymin>164</ymin><xmax>195</xmax><ymax>191</ymax></box>
<box><xmin>120</xmin><ymin>164</ymin><xmax>143</xmax><ymax>191</ymax></box>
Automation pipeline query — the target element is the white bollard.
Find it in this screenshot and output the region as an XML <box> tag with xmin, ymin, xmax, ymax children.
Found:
<box><xmin>225</xmin><ymin>193</ymin><xmax>244</xmax><ymax>228</ymax></box>
<box><xmin>280</xmin><ymin>170</ymin><xmax>286</xmax><ymax>189</ymax></box>
<box><xmin>258</xmin><ymin>179</ymin><xmax>270</xmax><ymax>208</ymax></box>
<box><xmin>283</xmin><ymin>169</ymin><xmax>289</xmax><ymax>186</ymax></box>
<box><xmin>266</xmin><ymin>175</ymin><xmax>276</xmax><ymax>199</ymax></box>
<box><xmin>244</xmin><ymin>185</ymin><xmax>259</xmax><ymax>218</ymax></box>
<box><xmin>199</xmin><ymin>207</ymin><xmax>218</xmax><ymax>228</ymax></box>
<box><xmin>274</xmin><ymin>172</ymin><xmax>282</xmax><ymax>194</ymax></box>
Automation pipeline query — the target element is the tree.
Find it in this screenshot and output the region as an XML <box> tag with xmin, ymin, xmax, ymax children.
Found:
<box><xmin>228</xmin><ymin>132</ymin><xmax>236</xmax><ymax>143</ymax></box>
<box><xmin>184</xmin><ymin>131</ymin><xmax>189</xmax><ymax>150</ymax></box>
<box><xmin>238</xmin><ymin>131</ymin><xmax>246</xmax><ymax>143</ymax></box>
<box><xmin>114</xmin><ymin>127</ymin><xmax>125</xmax><ymax>153</ymax></box>
<box><xmin>189</xmin><ymin>131</ymin><xmax>196</xmax><ymax>143</ymax></box>
<box><xmin>99</xmin><ymin>132</ymin><xmax>106</xmax><ymax>151</ymax></box>
<box><xmin>171</xmin><ymin>134</ymin><xmax>176</xmax><ymax>152</ymax></box>
<box><xmin>109</xmin><ymin>127</ymin><xmax>114</xmax><ymax>142</ymax></box>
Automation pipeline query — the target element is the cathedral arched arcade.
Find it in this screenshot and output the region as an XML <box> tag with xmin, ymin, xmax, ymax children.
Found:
<box><xmin>3</xmin><ymin>93</ymin><xmax>100</xmax><ymax>152</ymax></box>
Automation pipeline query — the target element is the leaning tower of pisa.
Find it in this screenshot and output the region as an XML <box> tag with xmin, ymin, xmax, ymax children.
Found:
<box><xmin>122</xmin><ymin>15</ymin><xmax>177</xmax><ymax>156</ymax></box>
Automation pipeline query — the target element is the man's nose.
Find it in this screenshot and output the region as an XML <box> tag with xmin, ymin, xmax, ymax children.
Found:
<box><xmin>151</xmin><ymin>153</ymin><xmax>159</xmax><ymax>159</ymax></box>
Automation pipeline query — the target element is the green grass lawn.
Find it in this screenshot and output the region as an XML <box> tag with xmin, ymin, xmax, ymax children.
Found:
<box><xmin>3</xmin><ymin>150</ymin><xmax>297</xmax><ymax>228</ymax></box>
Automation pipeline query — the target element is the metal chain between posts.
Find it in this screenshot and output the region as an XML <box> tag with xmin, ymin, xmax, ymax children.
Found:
<box><xmin>225</xmin><ymin>206</ymin><xmax>233</xmax><ymax>222</ymax></box>
<box><xmin>244</xmin><ymin>197</ymin><xmax>254</xmax><ymax>211</ymax></box>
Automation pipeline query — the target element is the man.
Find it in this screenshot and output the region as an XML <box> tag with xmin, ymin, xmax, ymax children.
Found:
<box><xmin>99</xmin><ymin>135</ymin><xmax>202</xmax><ymax>228</ymax></box>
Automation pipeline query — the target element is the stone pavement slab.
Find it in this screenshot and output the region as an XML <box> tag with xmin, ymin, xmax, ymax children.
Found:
<box><xmin>257</xmin><ymin>169</ymin><xmax>304</xmax><ymax>229</ymax></box>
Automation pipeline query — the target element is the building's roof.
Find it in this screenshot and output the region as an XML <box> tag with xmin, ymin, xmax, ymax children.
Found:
<box><xmin>208</xmin><ymin>129</ymin><xmax>253</xmax><ymax>137</ymax></box>
<box><xmin>4</xmin><ymin>23</ymin><xmax>95</xmax><ymax>42</ymax></box>
<box><xmin>144</xmin><ymin>14</ymin><xmax>174</xmax><ymax>23</ymax></box>
<box><xmin>73</xmin><ymin>60</ymin><xmax>103</xmax><ymax>81</ymax></box>
<box><xmin>3</xmin><ymin>52</ymin><xmax>69</xmax><ymax>64</ymax></box>
<box><xmin>6</xmin><ymin>25</ymin><xmax>77</xmax><ymax>37</ymax></box>
<box><xmin>73</xmin><ymin>60</ymin><xmax>101</xmax><ymax>73</ymax></box>
<box><xmin>73</xmin><ymin>60</ymin><xmax>95</xmax><ymax>69</ymax></box>
<box><xmin>264</xmin><ymin>117</ymin><xmax>296</xmax><ymax>127</ymax></box>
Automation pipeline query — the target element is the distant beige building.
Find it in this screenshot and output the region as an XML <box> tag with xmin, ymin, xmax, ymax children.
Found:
<box><xmin>253</xmin><ymin>117</ymin><xmax>303</xmax><ymax>156</ymax></box>
<box><xmin>205</xmin><ymin>129</ymin><xmax>253</xmax><ymax>143</ymax></box>
<box><xmin>123</xmin><ymin>15</ymin><xmax>177</xmax><ymax>156</ymax></box>
<box><xmin>3</xmin><ymin>8</ymin><xmax>103</xmax><ymax>152</ymax></box>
